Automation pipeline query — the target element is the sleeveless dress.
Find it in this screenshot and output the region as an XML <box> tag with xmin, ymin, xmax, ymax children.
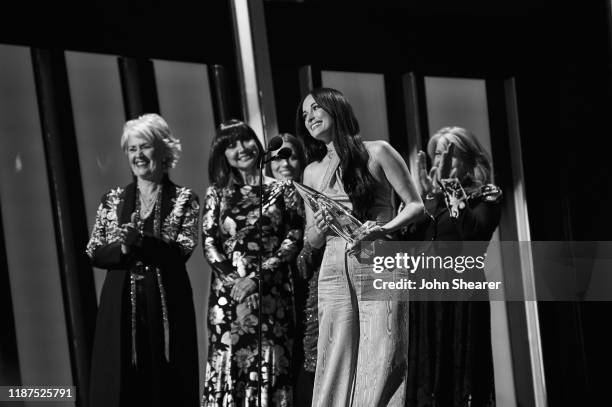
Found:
<box><xmin>308</xmin><ymin>144</ymin><xmax>409</xmax><ymax>407</ymax></box>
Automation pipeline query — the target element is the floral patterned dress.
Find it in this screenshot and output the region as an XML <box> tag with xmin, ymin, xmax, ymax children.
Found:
<box><xmin>202</xmin><ymin>180</ymin><xmax>302</xmax><ymax>407</ymax></box>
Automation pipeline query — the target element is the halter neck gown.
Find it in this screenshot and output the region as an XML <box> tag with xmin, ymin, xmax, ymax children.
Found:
<box><xmin>307</xmin><ymin>143</ymin><xmax>409</xmax><ymax>407</ymax></box>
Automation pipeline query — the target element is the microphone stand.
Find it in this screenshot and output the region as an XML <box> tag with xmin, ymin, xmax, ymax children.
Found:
<box><xmin>257</xmin><ymin>158</ymin><xmax>266</xmax><ymax>407</ymax></box>
<box><xmin>255</xmin><ymin>141</ymin><xmax>288</xmax><ymax>407</ymax></box>
<box><xmin>257</xmin><ymin>154</ymin><xmax>265</xmax><ymax>407</ymax></box>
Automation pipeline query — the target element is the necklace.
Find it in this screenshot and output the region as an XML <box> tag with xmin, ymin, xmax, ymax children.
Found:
<box><xmin>138</xmin><ymin>186</ymin><xmax>160</xmax><ymax>220</ymax></box>
<box><xmin>135</xmin><ymin>185</ymin><xmax>162</xmax><ymax>237</ymax></box>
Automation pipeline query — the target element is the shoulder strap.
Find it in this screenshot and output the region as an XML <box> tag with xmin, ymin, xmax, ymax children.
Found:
<box><xmin>318</xmin><ymin>152</ymin><xmax>341</xmax><ymax>192</ymax></box>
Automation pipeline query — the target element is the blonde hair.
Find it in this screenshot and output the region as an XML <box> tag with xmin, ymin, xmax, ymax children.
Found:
<box><xmin>427</xmin><ymin>126</ymin><xmax>492</xmax><ymax>186</ymax></box>
<box><xmin>120</xmin><ymin>113</ymin><xmax>181</xmax><ymax>170</ymax></box>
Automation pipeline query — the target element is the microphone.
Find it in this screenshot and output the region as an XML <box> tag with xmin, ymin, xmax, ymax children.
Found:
<box><xmin>263</xmin><ymin>147</ymin><xmax>293</xmax><ymax>164</ymax></box>
<box><xmin>265</xmin><ymin>136</ymin><xmax>283</xmax><ymax>152</ymax></box>
<box><xmin>260</xmin><ymin>136</ymin><xmax>284</xmax><ymax>168</ymax></box>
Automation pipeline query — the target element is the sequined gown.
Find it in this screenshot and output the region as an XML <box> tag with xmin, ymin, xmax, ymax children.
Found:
<box><xmin>293</xmin><ymin>241</ymin><xmax>323</xmax><ymax>407</ymax></box>
<box><xmin>86</xmin><ymin>178</ymin><xmax>200</xmax><ymax>407</ymax></box>
<box><xmin>202</xmin><ymin>180</ymin><xmax>302</xmax><ymax>406</ymax></box>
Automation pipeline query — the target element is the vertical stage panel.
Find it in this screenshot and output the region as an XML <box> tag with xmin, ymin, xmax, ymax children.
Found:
<box><xmin>321</xmin><ymin>71</ymin><xmax>390</xmax><ymax>142</ymax></box>
<box><xmin>32</xmin><ymin>48</ymin><xmax>98</xmax><ymax>407</ymax></box>
<box><xmin>0</xmin><ymin>45</ymin><xmax>74</xmax><ymax>405</ymax></box>
<box><xmin>152</xmin><ymin>59</ymin><xmax>217</xmax><ymax>388</ymax></box>
<box><xmin>0</xmin><ymin>199</ymin><xmax>20</xmax><ymax>389</ymax></box>
<box><xmin>65</xmin><ymin>51</ymin><xmax>127</xmax><ymax>301</ymax></box>
<box><xmin>118</xmin><ymin>57</ymin><xmax>160</xmax><ymax>119</ymax></box>
<box><xmin>424</xmin><ymin>77</ymin><xmax>492</xmax><ymax>154</ymax></box>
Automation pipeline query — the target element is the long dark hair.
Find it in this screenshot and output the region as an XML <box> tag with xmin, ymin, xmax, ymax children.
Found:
<box><xmin>295</xmin><ymin>87</ymin><xmax>376</xmax><ymax>220</ymax></box>
<box><xmin>208</xmin><ymin>119</ymin><xmax>263</xmax><ymax>187</ymax></box>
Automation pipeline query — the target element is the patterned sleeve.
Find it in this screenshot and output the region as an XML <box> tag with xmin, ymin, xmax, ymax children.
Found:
<box><xmin>133</xmin><ymin>188</ymin><xmax>200</xmax><ymax>264</ymax></box>
<box><xmin>444</xmin><ymin>182</ymin><xmax>502</xmax><ymax>240</ymax></box>
<box><xmin>202</xmin><ymin>186</ymin><xmax>236</xmax><ymax>282</ymax></box>
<box><xmin>173</xmin><ymin>189</ymin><xmax>200</xmax><ymax>257</ymax></box>
<box><xmin>85</xmin><ymin>190</ymin><xmax>125</xmax><ymax>269</ymax></box>
<box><xmin>262</xmin><ymin>181</ymin><xmax>303</xmax><ymax>272</ymax></box>
<box><xmin>86</xmin><ymin>198</ymin><xmax>109</xmax><ymax>258</ymax></box>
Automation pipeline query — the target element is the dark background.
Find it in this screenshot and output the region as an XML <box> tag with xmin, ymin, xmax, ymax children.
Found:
<box><xmin>2</xmin><ymin>0</ymin><xmax>611</xmax><ymax>405</ymax></box>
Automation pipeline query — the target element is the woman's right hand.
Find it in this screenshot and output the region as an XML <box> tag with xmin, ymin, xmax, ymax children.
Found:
<box><xmin>417</xmin><ymin>145</ymin><xmax>455</xmax><ymax>194</ymax></box>
<box><xmin>230</xmin><ymin>277</ymin><xmax>257</xmax><ymax>303</ymax></box>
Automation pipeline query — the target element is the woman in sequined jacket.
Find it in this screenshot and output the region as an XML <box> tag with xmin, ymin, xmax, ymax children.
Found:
<box><xmin>406</xmin><ymin>126</ymin><xmax>502</xmax><ymax>407</ymax></box>
<box><xmin>86</xmin><ymin>114</ymin><xmax>200</xmax><ymax>407</ymax></box>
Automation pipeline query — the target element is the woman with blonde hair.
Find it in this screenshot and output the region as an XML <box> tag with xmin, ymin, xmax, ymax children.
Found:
<box><xmin>407</xmin><ymin>126</ymin><xmax>502</xmax><ymax>407</ymax></box>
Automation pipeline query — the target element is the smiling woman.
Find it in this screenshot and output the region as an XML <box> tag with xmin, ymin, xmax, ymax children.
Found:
<box><xmin>295</xmin><ymin>88</ymin><xmax>425</xmax><ymax>407</ymax></box>
<box><xmin>406</xmin><ymin>126</ymin><xmax>501</xmax><ymax>406</ymax></box>
<box><xmin>267</xmin><ymin>133</ymin><xmax>306</xmax><ymax>182</ymax></box>
<box><xmin>223</xmin><ymin>137</ymin><xmax>260</xmax><ymax>173</ymax></box>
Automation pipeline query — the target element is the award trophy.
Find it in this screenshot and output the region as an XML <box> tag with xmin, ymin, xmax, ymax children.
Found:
<box><xmin>293</xmin><ymin>181</ymin><xmax>373</xmax><ymax>257</ymax></box>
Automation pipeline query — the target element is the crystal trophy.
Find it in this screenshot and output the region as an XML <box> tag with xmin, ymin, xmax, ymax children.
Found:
<box><xmin>293</xmin><ymin>181</ymin><xmax>372</xmax><ymax>256</ymax></box>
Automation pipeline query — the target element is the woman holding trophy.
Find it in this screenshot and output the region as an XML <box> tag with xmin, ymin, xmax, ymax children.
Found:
<box><xmin>296</xmin><ymin>88</ymin><xmax>424</xmax><ymax>406</ymax></box>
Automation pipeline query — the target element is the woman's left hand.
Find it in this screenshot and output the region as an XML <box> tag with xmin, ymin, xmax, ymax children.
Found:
<box><xmin>436</xmin><ymin>143</ymin><xmax>456</xmax><ymax>182</ymax></box>
<box><xmin>347</xmin><ymin>221</ymin><xmax>386</xmax><ymax>254</ymax></box>
<box><xmin>230</xmin><ymin>277</ymin><xmax>257</xmax><ymax>303</ymax></box>
<box><xmin>119</xmin><ymin>213</ymin><xmax>140</xmax><ymax>254</ymax></box>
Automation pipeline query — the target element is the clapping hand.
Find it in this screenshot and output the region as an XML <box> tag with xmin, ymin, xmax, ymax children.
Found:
<box><xmin>120</xmin><ymin>213</ymin><xmax>141</xmax><ymax>254</ymax></box>
<box><xmin>416</xmin><ymin>143</ymin><xmax>455</xmax><ymax>194</ymax></box>
<box><xmin>416</xmin><ymin>151</ymin><xmax>435</xmax><ymax>194</ymax></box>
<box><xmin>437</xmin><ymin>142</ymin><xmax>455</xmax><ymax>180</ymax></box>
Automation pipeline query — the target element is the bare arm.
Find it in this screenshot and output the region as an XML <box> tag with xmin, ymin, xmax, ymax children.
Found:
<box><xmin>370</xmin><ymin>141</ymin><xmax>425</xmax><ymax>233</ymax></box>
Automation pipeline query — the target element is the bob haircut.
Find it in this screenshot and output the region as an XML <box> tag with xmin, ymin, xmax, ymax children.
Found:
<box><xmin>121</xmin><ymin>113</ymin><xmax>181</xmax><ymax>171</ymax></box>
<box><xmin>295</xmin><ymin>87</ymin><xmax>375</xmax><ymax>221</ymax></box>
<box><xmin>265</xmin><ymin>133</ymin><xmax>307</xmax><ymax>181</ymax></box>
<box><xmin>427</xmin><ymin>126</ymin><xmax>492</xmax><ymax>187</ymax></box>
<box><xmin>208</xmin><ymin>119</ymin><xmax>264</xmax><ymax>187</ymax></box>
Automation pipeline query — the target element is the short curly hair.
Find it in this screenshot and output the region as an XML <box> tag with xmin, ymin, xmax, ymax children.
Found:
<box><xmin>120</xmin><ymin>113</ymin><xmax>181</xmax><ymax>170</ymax></box>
